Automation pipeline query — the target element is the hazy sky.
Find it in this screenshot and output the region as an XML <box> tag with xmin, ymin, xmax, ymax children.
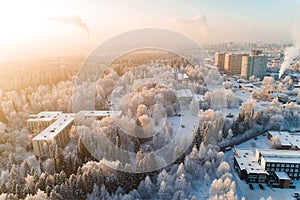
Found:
<box><xmin>0</xmin><ymin>0</ymin><xmax>299</xmax><ymax>61</ymax></box>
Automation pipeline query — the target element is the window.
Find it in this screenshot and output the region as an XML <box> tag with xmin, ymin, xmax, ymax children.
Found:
<box><xmin>295</xmin><ymin>169</ymin><xmax>299</xmax><ymax>172</ymax></box>
<box><xmin>258</xmin><ymin>175</ymin><xmax>267</xmax><ymax>179</ymax></box>
<box><xmin>281</xmin><ymin>163</ymin><xmax>285</xmax><ymax>168</ymax></box>
<box><xmin>291</xmin><ymin>169</ymin><xmax>294</xmax><ymax>172</ymax></box>
<box><xmin>286</xmin><ymin>168</ymin><xmax>290</xmax><ymax>172</ymax></box>
<box><xmin>276</xmin><ymin>168</ymin><xmax>279</xmax><ymax>171</ymax></box>
<box><xmin>294</xmin><ymin>173</ymin><xmax>298</xmax><ymax>177</ymax></box>
<box><xmin>291</xmin><ymin>164</ymin><xmax>295</xmax><ymax>168</ymax></box>
<box><xmin>266</xmin><ymin>163</ymin><xmax>270</xmax><ymax>167</ymax></box>
<box><xmin>276</xmin><ymin>163</ymin><xmax>280</xmax><ymax>167</ymax></box>
<box><xmin>248</xmin><ymin>175</ymin><xmax>257</xmax><ymax>179</ymax></box>
<box><xmin>286</xmin><ymin>164</ymin><xmax>290</xmax><ymax>168</ymax></box>
<box><xmin>271</xmin><ymin>163</ymin><xmax>275</xmax><ymax>167</ymax></box>
<box><xmin>295</xmin><ymin>164</ymin><xmax>299</xmax><ymax>168</ymax></box>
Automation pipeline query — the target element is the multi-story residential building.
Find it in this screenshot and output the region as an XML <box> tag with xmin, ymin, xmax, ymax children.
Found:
<box><xmin>28</xmin><ymin>110</ymin><xmax>122</xmax><ymax>157</ymax></box>
<box><xmin>214</xmin><ymin>52</ymin><xmax>226</xmax><ymax>70</ymax></box>
<box><xmin>31</xmin><ymin>113</ymin><xmax>75</xmax><ymax>157</ymax></box>
<box><xmin>241</xmin><ymin>54</ymin><xmax>268</xmax><ymax>80</ymax></box>
<box><xmin>250</xmin><ymin>50</ymin><xmax>262</xmax><ymax>56</ymax></box>
<box><xmin>224</xmin><ymin>53</ymin><xmax>248</xmax><ymax>75</ymax></box>
<box><xmin>27</xmin><ymin>111</ymin><xmax>62</xmax><ymax>132</ymax></box>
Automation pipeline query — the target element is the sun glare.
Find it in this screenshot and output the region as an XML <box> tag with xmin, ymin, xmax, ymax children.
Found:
<box><xmin>0</xmin><ymin>0</ymin><xmax>66</xmax><ymax>46</ymax></box>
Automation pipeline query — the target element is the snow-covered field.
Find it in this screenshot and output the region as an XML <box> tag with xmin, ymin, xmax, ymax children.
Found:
<box><xmin>226</xmin><ymin>134</ymin><xmax>300</xmax><ymax>200</ymax></box>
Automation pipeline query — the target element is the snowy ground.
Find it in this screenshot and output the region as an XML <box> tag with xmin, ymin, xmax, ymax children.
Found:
<box><xmin>234</xmin><ymin>89</ymin><xmax>251</xmax><ymax>103</ymax></box>
<box><xmin>225</xmin><ymin>133</ymin><xmax>300</xmax><ymax>200</ymax></box>
<box><xmin>224</xmin><ymin>88</ymin><xmax>273</xmax><ymax>120</ymax></box>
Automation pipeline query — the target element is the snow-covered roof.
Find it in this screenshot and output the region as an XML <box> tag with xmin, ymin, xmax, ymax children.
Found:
<box><xmin>268</xmin><ymin>131</ymin><xmax>300</xmax><ymax>148</ymax></box>
<box><xmin>177</xmin><ymin>73</ymin><xmax>189</xmax><ymax>80</ymax></box>
<box><xmin>32</xmin><ymin>114</ymin><xmax>74</xmax><ymax>141</ymax></box>
<box><xmin>176</xmin><ymin>89</ymin><xmax>193</xmax><ymax>99</ymax></box>
<box><xmin>28</xmin><ymin>111</ymin><xmax>62</xmax><ymax>122</ymax></box>
<box><xmin>275</xmin><ymin>171</ymin><xmax>290</xmax><ymax>180</ymax></box>
<box><xmin>270</xmin><ymin>93</ymin><xmax>289</xmax><ymax>99</ymax></box>
<box><xmin>78</xmin><ymin>110</ymin><xmax>122</xmax><ymax>117</ymax></box>
<box><xmin>239</xmin><ymin>83</ymin><xmax>260</xmax><ymax>92</ymax></box>
<box><xmin>258</xmin><ymin>148</ymin><xmax>300</xmax><ymax>164</ymax></box>
<box><xmin>193</xmin><ymin>94</ymin><xmax>205</xmax><ymax>102</ymax></box>
<box><xmin>234</xmin><ymin>148</ymin><xmax>269</xmax><ymax>175</ymax></box>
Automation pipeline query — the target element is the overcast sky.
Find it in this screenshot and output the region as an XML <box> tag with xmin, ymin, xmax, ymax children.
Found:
<box><xmin>0</xmin><ymin>0</ymin><xmax>299</xmax><ymax>61</ymax></box>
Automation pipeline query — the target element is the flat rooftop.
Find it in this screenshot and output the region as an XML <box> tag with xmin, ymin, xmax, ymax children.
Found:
<box><xmin>234</xmin><ymin>148</ymin><xmax>269</xmax><ymax>175</ymax></box>
<box><xmin>78</xmin><ymin>110</ymin><xmax>122</xmax><ymax>117</ymax></box>
<box><xmin>28</xmin><ymin>111</ymin><xmax>62</xmax><ymax>122</ymax></box>
<box><xmin>259</xmin><ymin>149</ymin><xmax>300</xmax><ymax>164</ymax></box>
<box><xmin>193</xmin><ymin>94</ymin><xmax>205</xmax><ymax>102</ymax></box>
<box><xmin>268</xmin><ymin>131</ymin><xmax>300</xmax><ymax>148</ymax></box>
<box><xmin>32</xmin><ymin>114</ymin><xmax>74</xmax><ymax>141</ymax></box>
<box><xmin>176</xmin><ymin>89</ymin><xmax>193</xmax><ymax>99</ymax></box>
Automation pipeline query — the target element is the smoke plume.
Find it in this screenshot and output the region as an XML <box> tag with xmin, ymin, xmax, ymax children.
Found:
<box><xmin>48</xmin><ymin>15</ymin><xmax>90</xmax><ymax>43</ymax></box>
<box><xmin>279</xmin><ymin>22</ymin><xmax>300</xmax><ymax>79</ymax></box>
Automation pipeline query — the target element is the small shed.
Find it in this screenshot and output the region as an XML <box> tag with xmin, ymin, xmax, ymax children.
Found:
<box><xmin>275</xmin><ymin>171</ymin><xmax>290</xmax><ymax>188</ymax></box>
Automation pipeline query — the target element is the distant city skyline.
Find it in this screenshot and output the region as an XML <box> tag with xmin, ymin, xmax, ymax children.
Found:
<box><xmin>0</xmin><ymin>0</ymin><xmax>299</xmax><ymax>61</ymax></box>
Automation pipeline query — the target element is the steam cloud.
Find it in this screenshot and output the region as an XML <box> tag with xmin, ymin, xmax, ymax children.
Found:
<box><xmin>279</xmin><ymin>23</ymin><xmax>300</xmax><ymax>79</ymax></box>
<box><xmin>174</xmin><ymin>14</ymin><xmax>210</xmax><ymax>42</ymax></box>
<box><xmin>48</xmin><ymin>15</ymin><xmax>90</xmax><ymax>43</ymax></box>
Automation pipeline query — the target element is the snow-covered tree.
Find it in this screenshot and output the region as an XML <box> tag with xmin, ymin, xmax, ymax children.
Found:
<box><xmin>137</xmin><ymin>176</ymin><xmax>154</xmax><ymax>199</ymax></box>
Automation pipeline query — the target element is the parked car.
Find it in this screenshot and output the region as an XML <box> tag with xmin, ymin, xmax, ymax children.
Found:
<box><xmin>259</xmin><ymin>184</ymin><xmax>264</xmax><ymax>190</ymax></box>
<box><xmin>249</xmin><ymin>183</ymin><xmax>254</xmax><ymax>190</ymax></box>
<box><xmin>292</xmin><ymin>192</ymin><xmax>300</xmax><ymax>198</ymax></box>
<box><xmin>225</xmin><ymin>147</ymin><xmax>232</xmax><ymax>152</ymax></box>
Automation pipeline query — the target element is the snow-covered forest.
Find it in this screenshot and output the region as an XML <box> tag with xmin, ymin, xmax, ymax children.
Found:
<box><xmin>0</xmin><ymin>50</ymin><xmax>298</xmax><ymax>199</ymax></box>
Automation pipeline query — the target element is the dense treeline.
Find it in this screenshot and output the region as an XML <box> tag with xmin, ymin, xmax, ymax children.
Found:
<box><xmin>2</xmin><ymin>51</ymin><xmax>298</xmax><ymax>199</ymax></box>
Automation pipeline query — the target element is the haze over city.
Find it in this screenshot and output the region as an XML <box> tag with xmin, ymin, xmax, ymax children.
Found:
<box><xmin>0</xmin><ymin>0</ymin><xmax>300</xmax><ymax>61</ymax></box>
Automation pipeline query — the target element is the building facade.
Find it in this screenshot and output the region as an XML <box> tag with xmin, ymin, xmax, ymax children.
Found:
<box><xmin>234</xmin><ymin>148</ymin><xmax>300</xmax><ymax>185</ymax></box>
<box><xmin>28</xmin><ymin>110</ymin><xmax>122</xmax><ymax>157</ymax></box>
<box><xmin>27</xmin><ymin>111</ymin><xmax>62</xmax><ymax>132</ymax></box>
<box><xmin>31</xmin><ymin>113</ymin><xmax>74</xmax><ymax>157</ymax></box>
<box><xmin>214</xmin><ymin>52</ymin><xmax>226</xmax><ymax>70</ymax></box>
<box><xmin>233</xmin><ymin>148</ymin><xmax>269</xmax><ymax>183</ymax></box>
<box><xmin>224</xmin><ymin>53</ymin><xmax>248</xmax><ymax>75</ymax></box>
<box><xmin>241</xmin><ymin>55</ymin><xmax>268</xmax><ymax>80</ymax></box>
<box><xmin>257</xmin><ymin>149</ymin><xmax>300</xmax><ymax>181</ymax></box>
